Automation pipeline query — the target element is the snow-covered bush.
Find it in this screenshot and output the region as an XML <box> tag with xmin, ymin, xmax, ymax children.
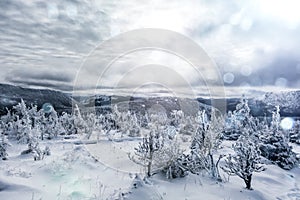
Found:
<box><xmin>129</xmin><ymin>127</ymin><xmax>164</xmax><ymax>177</ymax></box>
<box><xmin>60</xmin><ymin>112</ymin><xmax>77</xmax><ymax>135</ymax></box>
<box><xmin>113</xmin><ymin>107</ymin><xmax>141</xmax><ymax>137</ymax></box>
<box><xmin>221</xmin><ymin>132</ymin><xmax>265</xmax><ymax>190</ymax></box>
<box><xmin>164</xmin><ymin>153</ymin><xmax>189</xmax><ymax>179</ymax></box>
<box><xmin>0</xmin><ymin>132</ymin><xmax>9</xmax><ymax>160</ymax></box>
<box><xmin>290</xmin><ymin>120</ymin><xmax>300</xmax><ymax>144</ymax></box>
<box><xmin>169</xmin><ymin>110</ymin><xmax>185</xmax><ymax>128</ymax></box>
<box><xmin>130</xmin><ymin>122</ymin><xmax>182</xmax><ymax>177</ymax></box>
<box><xmin>189</xmin><ymin>111</ymin><xmax>223</xmax><ymax>179</ymax></box>
<box><xmin>179</xmin><ymin>116</ymin><xmax>197</xmax><ymax>136</ymax></box>
<box><xmin>84</xmin><ymin>113</ymin><xmax>96</xmax><ymax>139</ymax></box>
<box><xmin>73</xmin><ymin>104</ymin><xmax>88</xmax><ymax>134</ymax></box>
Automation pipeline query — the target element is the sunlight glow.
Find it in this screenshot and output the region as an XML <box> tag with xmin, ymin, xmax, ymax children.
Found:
<box><xmin>134</xmin><ymin>10</ymin><xmax>186</xmax><ymax>32</ymax></box>
<box><xmin>280</xmin><ymin>117</ymin><xmax>294</xmax><ymax>130</ymax></box>
<box><xmin>258</xmin><ymin>0</ymin><xmax>300</xmax><ymax>29</ymax></box>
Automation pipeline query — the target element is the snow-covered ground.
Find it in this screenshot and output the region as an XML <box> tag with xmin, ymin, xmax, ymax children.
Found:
<box><xmin>0</xmin><ymin>135</ymin><xmax>299</xmax><ymax>200</ymax></box>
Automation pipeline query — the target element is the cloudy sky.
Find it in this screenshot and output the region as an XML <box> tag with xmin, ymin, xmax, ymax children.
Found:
<box><xmin>1</xmin><ymin>0</ymin><xmax>300</xmax><ymax>97</ymax></box>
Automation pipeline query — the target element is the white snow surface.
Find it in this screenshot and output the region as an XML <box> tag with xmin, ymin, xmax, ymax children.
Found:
<box><xmin>0</xmin><ymin>137</ymin><xmax>299</xmax><ymax>200</ymax></box>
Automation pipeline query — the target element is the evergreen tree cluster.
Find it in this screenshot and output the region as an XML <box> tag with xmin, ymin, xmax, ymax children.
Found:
<box><xmin>0</xmin><ymin>96</ymin><xmax>298</xmax><ymax>190</ymax></box>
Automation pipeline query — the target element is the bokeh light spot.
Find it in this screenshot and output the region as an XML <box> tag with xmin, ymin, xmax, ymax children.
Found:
<box><xmin>223</xmin><ymin>73</ymin><xmax>235</xmax><ymax>84</ymax></box>
<box><xmin>280</xmin><ymin>117</ymin><xmax>294</xmax><ymax>130</ymax></box>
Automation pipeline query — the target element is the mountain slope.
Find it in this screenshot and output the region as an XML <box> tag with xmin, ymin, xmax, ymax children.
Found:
<box><xmin>0</xmin><ymin>83</ymin><xmax>73</xmax><ymax>115</ymax></box>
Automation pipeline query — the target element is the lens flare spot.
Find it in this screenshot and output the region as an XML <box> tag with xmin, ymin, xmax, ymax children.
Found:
<box><xmin>240</xmin><ymin>66</ymin><xmax>252</xmax><ymax>76</ymax></box>
<box><xmin>275</xmin><ymin>77</ymin><xmax>288</xmax><ymax>87</ymax></box>
<box><xmin>42</xmin><ymin>103</ymin><xmax>53</xmax><ymax>114</ymax></box>
<box><xmin>280</xmin><ymin>117</ymin><xmax>294</xmax><ymax>130</ymax></box>
<box><xmin>223</xmin><ymin>72</ymin><xmax>235</xmax><ymax>84</ymax></box>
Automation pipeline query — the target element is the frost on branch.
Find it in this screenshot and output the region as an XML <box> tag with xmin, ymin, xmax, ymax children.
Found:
<box><xmin>189</xmin><ymin>110</ymin><xmax>224</xmax><ymax>180</ymax></box>
<box><xmin>129</xmin><ymin>123</ymin><xmax>182</xmax><ymax>178</ymax></box>
<box><xmin>222</xmin><ymin>132</ymin><xmax>265</xmax><ymax>190</ymax></box>
<box><xmin>129</xmin><ymin>125</ymin><xmax>164</xmax><ymax>177</ymax></box>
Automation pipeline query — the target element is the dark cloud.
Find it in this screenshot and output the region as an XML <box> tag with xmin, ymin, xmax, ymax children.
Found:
<box><xmin>6</xmin><ymin>69</ymin><xmax>74</xmax><ymax>83</ymax></box>
<box><xmin>0</xmin><ymin>0</ymin><xmax>113</xmax><ymax>91</ymax></box>
<box><xmin>0</xmin><ymin>0</ymin><xmax>300</xmax><ymax>95</ymax></box>
<box><xmin>6</xmin><ymin>78</ymin><xmax>74</xmax><ymax>92</ymax></box>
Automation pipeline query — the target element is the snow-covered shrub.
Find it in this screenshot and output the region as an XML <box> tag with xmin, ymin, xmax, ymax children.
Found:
<box><xmin>1</xmin><ymin>111</ymin><xmax>18</xmax><ymax>139</ymax></box>
<box><xmin>169</xmin><ymin>110</ymin><xmax>185</xmax><ymax>128</ymax></box>
<box><xmin>73</xmin><ymin>104</ymin><xmax>88</xmax><ymax>134</ymax></box>
<box><xmin>189</xmin><ymin>111</ymin><xmax>223</xmax><ymax>179</ymax></box>
<box><xmin>179</xmin><ymin>116</ymin><xmax>196</xmax><ymax>136</ymax></box>
<box><xmin>84</xmin><ymin>113</ymin><xmax>96</xmax><ymax>139</ymax></box>
<box><xmin>129</xmin><ymin>126</ymin><xmax>164</xmax><ymax>177</ymax></box>
<box><xmin>0</xmin><ymin>132</ymin><xmax>9</xmax><ymax>160</ymax></box>
<box><xmin>290</xmin><ymin>120</ymin><xmax>300</xmax><ymax>144</ymax></box>
<box><xmin>60</xmin><ymin>112</ymin><xmax>77</xmax><ymax>135</ymax></box>
<box><xmin>23</xmin><ymin>140</ymin><xmax>50</xmax><ymax>161</ymax></box>
<box><xmin>259</xmin><ymin>106</ymin><xmax>298</xmax><ymax>170</ymax></box>
<box><xmin>44</xmin><ymin>146</ymin><xmax>51</xmax><ymax>156</ymax></box>
<box><xmin>130</xmin><ymin>123</ymin><xmax>181</xmax><ymax>177</ymax></box>
<box><xmin>164</xmin><ymin>153</ymin><xmax>189</xmax><ymax>179</ymax></box>
<box><xmin>259</xmin><ymin>128</ymin><xmax>298</xmax><ymax>169</ymax></box>
<box><xmin>221</xmin><ymin>132</ymin><xmax>265</xmax><ymax>190</ymax></box>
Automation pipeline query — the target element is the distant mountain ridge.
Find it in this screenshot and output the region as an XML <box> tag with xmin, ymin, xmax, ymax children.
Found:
<box><xmin>0</xmin><ymin>83</ymin><xmax>73</xmax><ymax>115</ymax></box>
<box><xmin>0</xmin><ymin>83</ymin><xmax>299</xmax><ymax>117</ymax></box>
<box><xmin>262</xmin><ymin>91</ymin><xmax>300</xmax><ymax>115</ymax></box>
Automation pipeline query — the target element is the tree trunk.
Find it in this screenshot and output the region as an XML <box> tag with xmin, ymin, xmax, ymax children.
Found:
<box><xmin>209</xmin><ymin>154</ymin><xmax>216</xmax><ymax>178</ymax></box>
<box><xmin>244</xmin><ymin>174</ymin><xmax>252</xmax><ymax>190</ymax></box>
<box><xmin>147</xmin><ymin>160</ymin><xmax>152</xmax><ymax>177</ymax></box>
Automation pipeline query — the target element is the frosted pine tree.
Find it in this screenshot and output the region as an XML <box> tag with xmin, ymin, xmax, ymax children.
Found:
<box><xmin>13</xmin><ymin>99</ymin><xmax>32</xmax><ymax>143</ymax></box>
<box><xmin>224</xmin><ymin>95</ymin><xmax>257</xmax><ymax>140</ymax></box>
<box><xmin>222</xmin><ymin>131</ymin><xmax>265</xmax><ymax>190</ymax></box>
<box><xmin>259</xmin><ymin>106</ymin><xmax>298</xmax><ymax>169</ymax></box>
<box><xmin>128</xmin><ymin>113</ymin><xmax>141</xmax><ymax>137</ymax></box>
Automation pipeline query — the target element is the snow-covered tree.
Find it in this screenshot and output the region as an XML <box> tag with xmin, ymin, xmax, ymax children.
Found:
<box><xmin>0</xmin><ymin>131</ymin><xmax>9</xmax><ymax>160</ymax></box>
<box><xmin>60</xmin><ymin>112</ymin><xmax>76</xmax><ymax>135</ymax></box>
<box><xmin>164</xmin><ymin>153</ymin><xmax>189</xmax><ymax>179</ymax></box>
<box><xmin>259</xmin><ymin>106</ymin><xmax>298</xmax><ymax>169</ymax></box>
<box><xmin>12</xmin><ymin>99</ymin><xmax>33</xmax><ymax>143</ymax></box>
<box><xmin>179</xmin><ymin>116</ymin><xmax>196</xmax><ymax>136</ymax></box>
<box><xmin>73</xmin><ymin>104</ymin><xmax>87</xmax><ymax>134</ymax></box>
<box><xmin>113</xmin><ymin>107</ymin><xmax>141</xmax><ymax>137</ymax></box>
<box><xmin>40</xmin><ymin>108</ymin><xmax>64</xmax><ymax>139</ymax></box>
<box><xmin>130</xmin><ymin>126</ymin><xmax>164</xmax><ymax>177</ymax></box>
<box><xmin>170</xmin><ymin>110</ymin><xmax>184</xmax><ymax>128</ymax></box>
<box><xmin>222</xmin><ymin>132</ymin><xmax>265</xmax><ymax>190</ymax></box>
<box><xmin>224</xmin><ymin>96</ymin><xmax>257</xmax><ymax>140</ymax></box>
<box><xmin>290</xmin><ymin>120</ymin><xmax>300</xmax><ymax>144</ymax></box>
<box><xmin>189</xmin><ymin>111</ymin><xmax>223</xmax><ymax>179</ymax></box>
<box><xmin>130</xmin><ymin>122</ymin><xmax>181</xmax><ymax>177</ymax></box>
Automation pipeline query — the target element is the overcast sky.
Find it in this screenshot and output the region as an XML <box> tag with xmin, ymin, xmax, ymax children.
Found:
<box><xmin>1</xmin><ymin>0</ymin><xmax>300</xmax><ymax>97</ymax></box>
